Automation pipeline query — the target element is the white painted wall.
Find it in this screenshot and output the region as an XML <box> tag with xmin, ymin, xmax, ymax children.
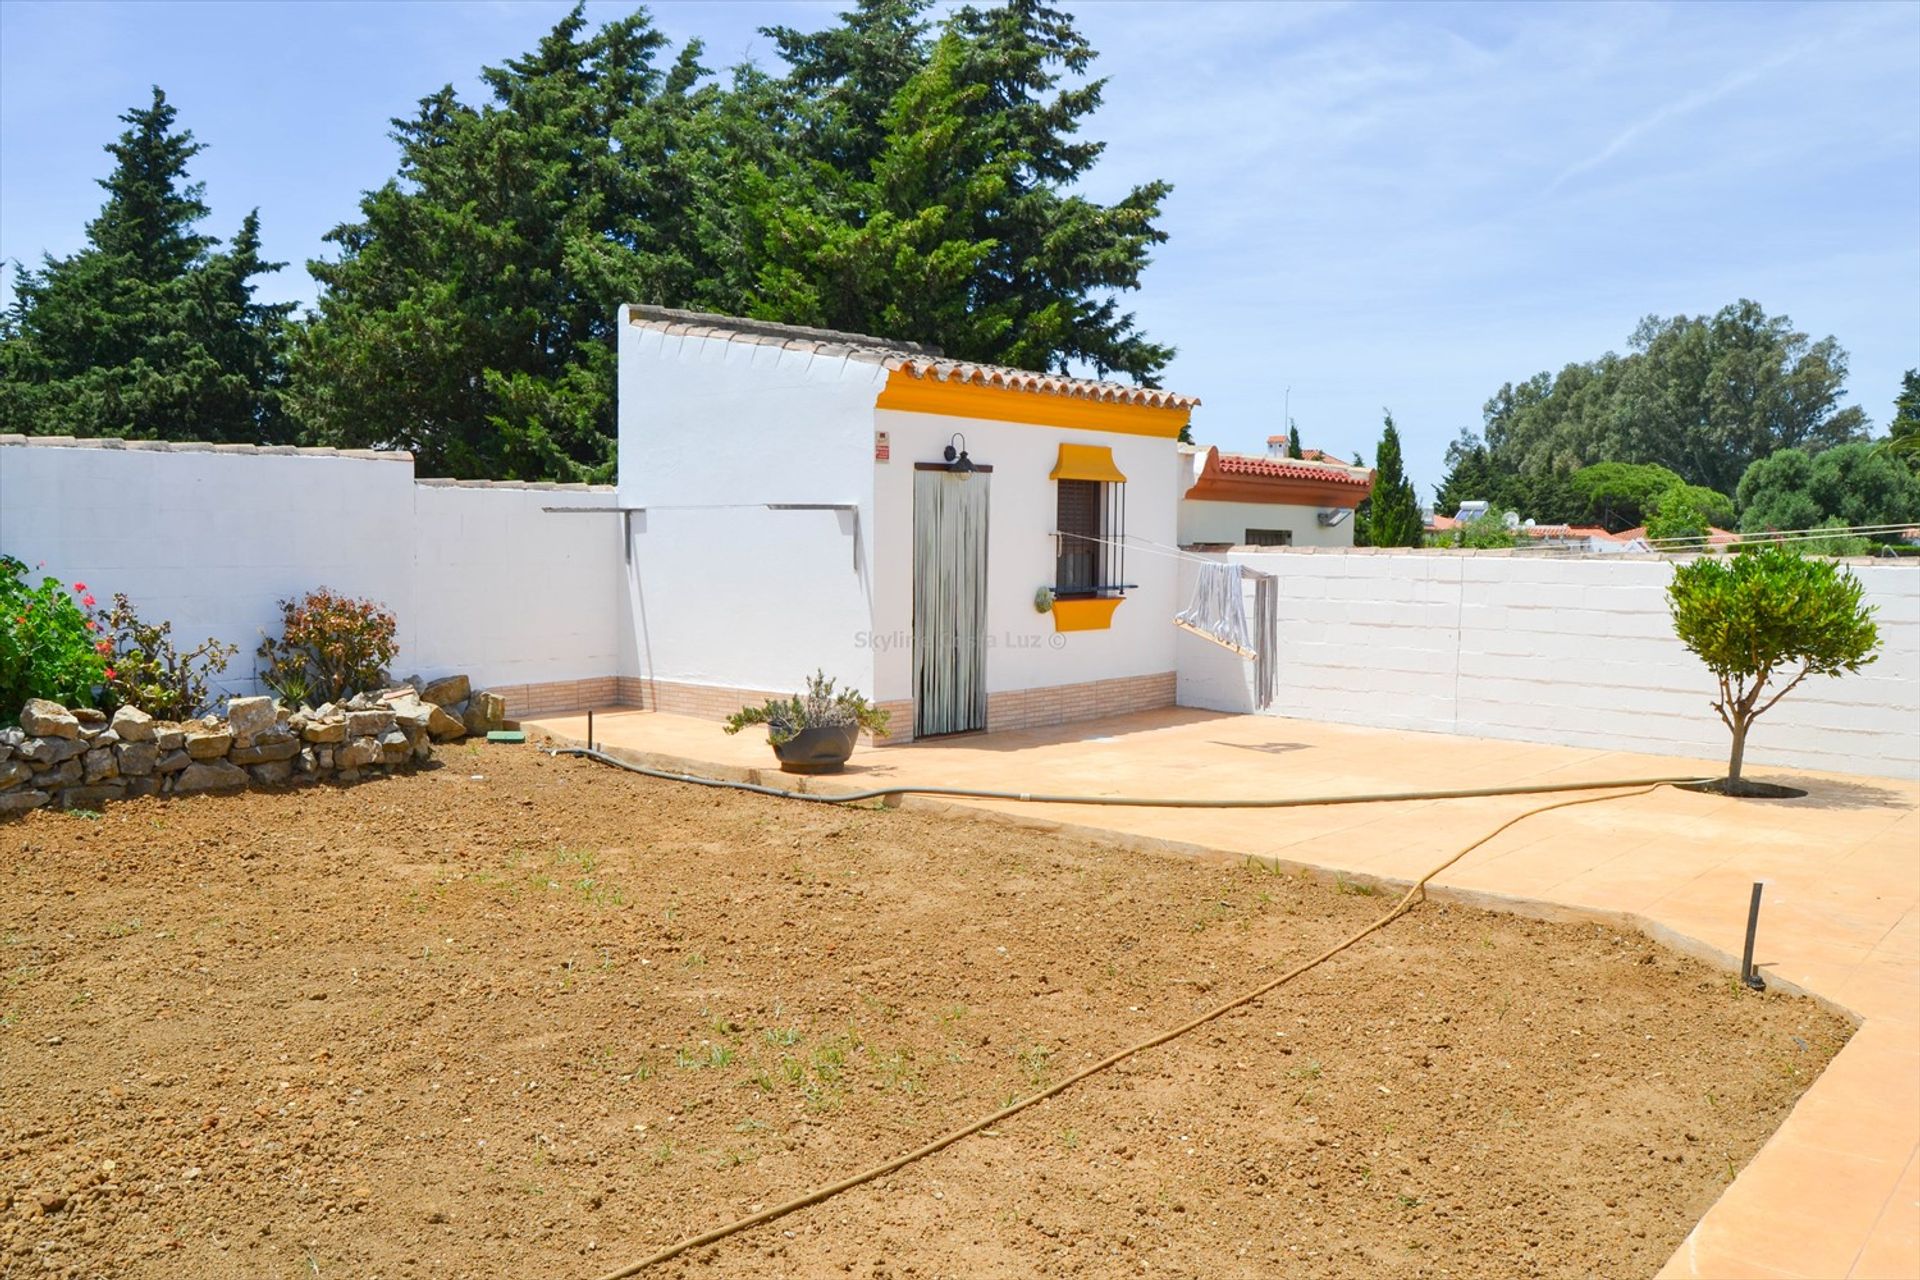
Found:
<box><xmin>869</xmin><ymin>409</ymin><xmax>1181</xmax><ymax>704</ymax></box>
<box><xmin>409</xmin><ymin>480</ymin><xmax>625</xmax><ymax>687</ymax></box>
<box><xmin>1176</xmin><ymin>549</ymin><xmax>1920</xmax><ymax>780</ymax></box>
<box><xmin>0</xmin><ymin>438</ymin><xmax>627</xmax><ymax>701</ymax></box>
<box><xmin>1</xmin><ymin>439</ymin><xmax>416</xmax><ymax>700</ymax></box>
<box><xmin>615</xmin><ymin>309</ymin><xmax>890</xmax><ymax>694</ymax></box>
<box><xmin>1178</xmin><ymin>498</ymin><xmax>1355</xmax><ymax>549</ymax></box>
<box><xmin>615</xmin><ymin>307</ymin><xmax>1184</xmax><ymax>705</ymax></box>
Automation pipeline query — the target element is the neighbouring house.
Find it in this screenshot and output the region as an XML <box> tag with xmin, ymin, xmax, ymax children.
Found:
<box><xmin>1425</xmin><ymin>504</ymin><xmax>1712</xmax><ymax>554</ymax></box>
<box><xmin>1178</xmin><ymin>445</ymin><xmax>1372</xmax><ymax>549</ymax></box>
<box><xmin>1263</xmin><ymin>436</ymin><xmax>1356</xmax><ymax>466</ymax></box>
<box><xmin>615</xmin><ymin>306</ymin><xmax>1200</xmax><ymax>741</ymax></box>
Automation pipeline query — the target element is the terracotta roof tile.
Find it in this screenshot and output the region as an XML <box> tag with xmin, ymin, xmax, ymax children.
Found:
<box><xmin>1212</xmin><ymin>452</ymin><xmax>1372</xmax><ymax>488</ymax></box>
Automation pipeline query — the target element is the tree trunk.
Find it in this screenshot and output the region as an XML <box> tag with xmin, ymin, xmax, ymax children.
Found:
<box><xmin>1727</xmin><ymin>717</ymin><xmax>1749</xmax><ymax>786</ymax></box>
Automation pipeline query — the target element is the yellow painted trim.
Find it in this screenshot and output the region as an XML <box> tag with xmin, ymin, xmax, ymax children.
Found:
<box><xmin>876</xmin><ymin>371</ymin><xmax>1190</xmax><ymax>438</ymax></box>
<box><xmin>1051</xmin><ymin>596</ymin><xmax>1123</xmax><ymax>632</ymax></box>
<box><xmin>1048</xmin><ymin>443</ymin><xmax>1128</xmax><ymax>484</ymax></box>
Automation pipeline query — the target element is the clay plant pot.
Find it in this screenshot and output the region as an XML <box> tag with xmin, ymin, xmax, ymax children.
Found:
<box><xmin>771</xmin><ymin>724</ymin><xmax>860</xmax><ymax>774</ymax></box>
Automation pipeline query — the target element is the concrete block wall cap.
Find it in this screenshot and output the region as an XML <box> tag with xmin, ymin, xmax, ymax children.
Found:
<box><xmin>0</xmin><ymin>433</ymin><xmax>411</xmax><ymax>461</ymax></box>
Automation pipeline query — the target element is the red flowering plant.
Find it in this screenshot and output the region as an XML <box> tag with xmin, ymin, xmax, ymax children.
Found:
<box><xmin>0</xmin><ymin>557</ymin><xmax>107</xmax><ymax>720</ymax></box>
<box><xmin>92</xmin><ymin>593</ymin><xmax>238</xmax><ymax>720</ymax></box>
<box><xmin>256</xmin><ymin>588</ymin><xmax>398</xmax><ymax>706</ymax></box>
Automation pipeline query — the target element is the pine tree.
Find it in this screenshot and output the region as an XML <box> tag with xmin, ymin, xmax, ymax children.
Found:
<box><xmin>0</xmin><ymin>88</ymin><xmax>292</xmax><ymax>442</ymax></box>
<box><xmin>1285</xmin><ymin>421</ymin><xmax>1303</xmax><ymax>459</ymax></box>
<box><xmin>1357</xmin><ymin>411</ymin><xmax>1423</xmax><ymax>547</ymax></box>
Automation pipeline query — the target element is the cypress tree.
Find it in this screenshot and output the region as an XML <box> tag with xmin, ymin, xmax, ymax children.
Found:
<box><xmin>761</xmin><ymin>0</ymin><xmax>1175</xmax><ymax>382</ymax></box>
<box><xmin>0</xmin><ymin>87</ymin><xmax>292</xmax><ymax>442</ymax></box>
<box><xmin>289</xmin><ymin>8</ymin><xmax>705</xmax><ymax>480</ymax></box>
<box><xmin>1358</xmin><ymin>411</ymin><xmax>1423</xmax><ymax>547</ymax></box>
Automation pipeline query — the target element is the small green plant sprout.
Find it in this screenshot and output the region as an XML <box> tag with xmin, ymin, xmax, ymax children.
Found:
<box><xmin>723</xmin><ymin>669</ymin><xmax>891</xmax><ymax>745</ymax></box>
<box><xmin>1667</xmin><ymin>545</ymin><xmax>1880</xmax><ymax>792</ymax></box>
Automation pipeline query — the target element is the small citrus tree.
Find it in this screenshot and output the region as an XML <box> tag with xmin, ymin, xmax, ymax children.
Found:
<box><xmin>1667</xmin><ymin>546</ymin><xmax>1879</xmax><ymax>791</ymax></box>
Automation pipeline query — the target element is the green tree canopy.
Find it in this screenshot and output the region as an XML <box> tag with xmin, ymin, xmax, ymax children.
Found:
<box><xmin>1285</xmin><ymin>421</ymin><xmax>1303</xmax><ymax>459</ymax></box>
<box><xmin>1564</xmin><ymin>462</ymin><xmax>1734</xmax><ymax>533</ymax></box>
<box><xmin>1667</xmin><ymin>547</ymin><xmax>1879</xmax><ymax>789</ymax></box>
<box><xmin>1435</xmin><ymin>425</ymin><xmax>1586</xmax><ymax>524</ymax></box>
<box><xmin>1357</xmin><ymin>411</ymin><xmax>1422</xmax><ymax>548</ymax></box>
<box><xmin>1570</xmin><ymin>462</ymin><xmax>1687</xmax><ymax>531</ymax></box>
<box><xmin>288</xmin><ymin>9</ymin><xmax>716</xmax><ymax>480</ymax></box>
<box><xmin>1450</xmin><ymin>300</ymin><xmax>1869</xmax><ymax>506</ymax></box>
<box><xmin>1736</xmin><ymin>441</ymin><xmax>1920</xmax><ymax>535</ymax></box>
<box><xmin>1645</xmin><ymin>493</ymin><xmax>1710</xmax><ymax>547</ymax></box>
<box><xmin>750</xmin><ymin>0</ymin><xmax>1173</xmax><ymax>381</ymax></box>
<box><xmin>0</xmin><ymin>88</ymin><xmax>292</xmax><ymax>443</ymax></box>
<box><xmin>288</xmin><ymin>0</ymin><xmax>1177</xmax><ymax>480</ymax></box>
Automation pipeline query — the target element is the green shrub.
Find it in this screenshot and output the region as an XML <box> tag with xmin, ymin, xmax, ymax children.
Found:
<box><xmin>256</xmin><ymin>588</ymin><xmax>398</xmax><ymax>705</ymax></box>
<box><xmin>0</xmin><ymin>557</ymin><xmax>108</xmax><ymax>717</ymax></box>
<box><xmin>1791</xmin><ymin>520</ymin><xmax>1875</xmax><ymax>558</ymax></box>
<box><xmin>95</xmin><ymin>593</ymin><xmax>237</xmax><ymax>719</ymax></box>
<box><xmin>1645</xmin><ymin>493</ymin><xmax>1711</xmax><ymax>548</ymax></box>
<box><xmin>1453</xmin><ymin>514</ymin><xmax>1518</xmax><ymax>548</ymax></box>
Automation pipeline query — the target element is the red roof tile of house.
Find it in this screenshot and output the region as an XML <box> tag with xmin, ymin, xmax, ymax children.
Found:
<box><xmin>1213</xmin><ymin>452</ymin><xmax>1372</xmax><ymax>488</ymax></box>
<box><xmin>1184</xmin><ymin>446</ymin><xmax>1374</xmax><ymax>509</ymax></box>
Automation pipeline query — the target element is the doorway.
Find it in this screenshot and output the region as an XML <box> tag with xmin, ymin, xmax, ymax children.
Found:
<box><xmin>912</xmin><ymin>466</ymin><xmax>990</xmax><ymax>737</ymax></box>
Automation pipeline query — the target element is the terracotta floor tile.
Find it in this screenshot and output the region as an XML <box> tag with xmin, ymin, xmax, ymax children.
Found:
<box><xmin>1848</xmin><ymin>1150</ymin><xmax>1920</xmax><ymax>1279</ymax></box>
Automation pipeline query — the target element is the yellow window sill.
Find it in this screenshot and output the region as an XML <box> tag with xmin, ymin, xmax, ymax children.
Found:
<box><xmin>1052</xmin><ymin>596</ymin><xmax>1123</xmax><ymax>632</ymax></box>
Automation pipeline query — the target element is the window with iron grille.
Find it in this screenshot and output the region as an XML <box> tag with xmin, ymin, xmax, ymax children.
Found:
<box><xmin>1056</xmin><ymin>479</ymin><xmax>1125</xmax><ymax>596</ymax></box>
<box><xmin>1244</xmin><ymin>528</ymin><xmax>1293</xmax><ymax>546</ymax></box>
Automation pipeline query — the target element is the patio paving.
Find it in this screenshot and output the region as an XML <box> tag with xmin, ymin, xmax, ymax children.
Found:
<box><xmin>522</xmin><ymin>705</ymin><xmax>1920</xmax><ymax>1280</ymax></box>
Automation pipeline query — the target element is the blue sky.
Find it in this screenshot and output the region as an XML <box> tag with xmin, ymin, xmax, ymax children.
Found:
<box><xmin>2</xmin><ymin>1</ymin><xmax>1917</xmax><ymax>492</ymax></box>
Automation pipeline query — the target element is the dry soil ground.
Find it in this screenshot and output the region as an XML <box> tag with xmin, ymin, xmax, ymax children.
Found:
<box><xmin>0</xmin><ymin>745</ymin><xmax>1848</xmax><ymax>1279</ymax></box>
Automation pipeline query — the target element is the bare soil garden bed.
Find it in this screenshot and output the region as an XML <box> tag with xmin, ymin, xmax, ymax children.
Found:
<box><xmin>1</xmin><ymin>746</ymin><xmax>1848</xmax><ymax>1279</ymax></box>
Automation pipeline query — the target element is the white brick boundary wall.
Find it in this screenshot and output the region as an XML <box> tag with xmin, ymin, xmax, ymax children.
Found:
<box><xmin>0</xmin><ymin>436</ymin><xmax>625</xmax><ymax>704</ymax></box>
<box><xmin>1177</xmin><ymin>549</ymin><xmax>1920</xmax><ymax>780</ymax></box>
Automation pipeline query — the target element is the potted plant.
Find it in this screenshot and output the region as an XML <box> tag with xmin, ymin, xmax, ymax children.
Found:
<box><xmin>724</xmin><ymin>670</ymin><xmax>891</xmax><ymax>773</ymax></box>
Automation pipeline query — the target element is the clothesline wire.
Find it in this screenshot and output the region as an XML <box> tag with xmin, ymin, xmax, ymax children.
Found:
<box><xmin>1058</xmin><ymin>530</ymin><xmax>1267</xmax><ymax>571</ymax></box>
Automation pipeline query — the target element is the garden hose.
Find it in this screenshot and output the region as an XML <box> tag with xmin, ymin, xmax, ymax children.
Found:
<box><xmin>549</xmin><ymin>745</ymin><xmax>1704</xmax><ymax>811</ymax></box>
<box><xmin>553</xmin><ymin>747</ymin><xmax>1701</xmax><ymax>1278</ymax></box>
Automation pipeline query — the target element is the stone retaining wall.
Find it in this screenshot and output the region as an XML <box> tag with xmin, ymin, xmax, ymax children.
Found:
<box><xmin>0</xmin><ymin>680</ymin><xmax>507</xmax><ymax>815</ymax></box>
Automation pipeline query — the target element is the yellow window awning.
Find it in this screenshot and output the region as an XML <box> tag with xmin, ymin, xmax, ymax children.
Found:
<box><xmin>1049</xmin><ymin>443</ymin><xmax>1128</xmax><ymax>484</ymax></box>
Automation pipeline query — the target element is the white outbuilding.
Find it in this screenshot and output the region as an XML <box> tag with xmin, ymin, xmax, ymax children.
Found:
<box><xmin>614</xmin><ymin>306</ymin><xmax>1201</xmax><ymax>742</ymax></box>
<box><xmin>1176</xmin><ymin>445</ymin><xmax>1372</xmax><ymax>549</ymax></box>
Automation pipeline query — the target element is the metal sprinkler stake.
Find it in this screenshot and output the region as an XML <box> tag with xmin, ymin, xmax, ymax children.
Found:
<box><xmin>1740</xmin><ymin>882</ymin><xmax>1767</xmax><ymax>991</ymax></box>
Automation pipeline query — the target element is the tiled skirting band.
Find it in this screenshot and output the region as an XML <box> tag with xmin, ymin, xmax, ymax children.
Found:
<box><xmin>498</xmin><ymin>672</ymin><xmax>1178</xmax><ymax>742</ymax></box>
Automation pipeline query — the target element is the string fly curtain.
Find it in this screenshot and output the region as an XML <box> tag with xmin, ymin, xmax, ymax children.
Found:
<box><xmin>913</xmin><ymin>469</ymin><xmax>991</xmax><ymax>737</ymax></box>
